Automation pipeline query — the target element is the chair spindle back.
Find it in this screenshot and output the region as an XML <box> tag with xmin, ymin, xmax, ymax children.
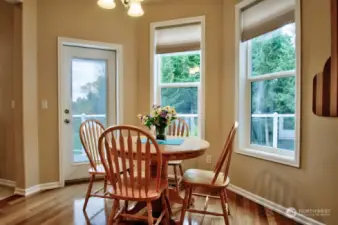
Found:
<box><xmin>98</xmin><ymin>125</ymin><xmax>162</xmax><ymax>199</ymax></box>
<box><xmin>167</xmin><ymin>118</ymin><xmax>189</xmax><ymax>137</ymax></box>
<box><xmin>79</xmin><ymin>120</ymin><xmax>105</xmax><ymax>171</ymax></box>
<box><xmin>212</xmin><ymin>122</ymin><xmax>238</xmax><ymax>184</ymax></box>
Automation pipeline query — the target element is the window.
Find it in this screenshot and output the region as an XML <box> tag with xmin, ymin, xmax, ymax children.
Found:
<box><xmin>236</xmin><ymin>0</ymin><xmax>300</xmax><ymax>166</ymax></box>
<box><xmin>151</xmin><ymin>18</ymin><xmax>204</xmax><ymax>137</ymax></box>
<box><xmin>157</xmin><ymin>51</ymin><xmax>201</xmax><ymax>136</ymax></box>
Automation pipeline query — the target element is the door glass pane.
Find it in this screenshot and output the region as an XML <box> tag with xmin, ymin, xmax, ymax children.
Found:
<box><xmin>161</xmin><ymin>87</ymin><xmax>198</xmax><ymax>114</ymax></box>
<box><xmin>71</xmin><ymin>58</ymin><xmax>107</xmax><ymax>163</ymax></box>
<box><xmin>250</xmin><ymin>77</ymin><xmax>295</xmax><ymax>150</ymax></box>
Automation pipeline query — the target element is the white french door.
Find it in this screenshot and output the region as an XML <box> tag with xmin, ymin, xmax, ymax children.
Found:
<box><xmin>60</xmin><ymin>44</ymin><xmax>117</xmax><ymax>181</ymax></box>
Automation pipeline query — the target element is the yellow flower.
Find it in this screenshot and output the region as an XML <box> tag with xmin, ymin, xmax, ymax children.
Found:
<box><xmin>156</xmin><ymin>107</ymin><xmax>162</xmax><ymax>114</ymax></box>
<box><xmin>170</xmin><ymin>107</ymin><xmax>176</xmax><ymax>114</ymax></box>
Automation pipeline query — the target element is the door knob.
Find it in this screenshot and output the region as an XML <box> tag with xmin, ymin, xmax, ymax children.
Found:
<box><xmin>64</xmin><ymin>119</ymin><xmax>70</xmax><ymax>124</ymax></box>
<box><xmin>64</xmin><ymin>109</ymin><xmax>70</xmax><ymax>114</ymax></box>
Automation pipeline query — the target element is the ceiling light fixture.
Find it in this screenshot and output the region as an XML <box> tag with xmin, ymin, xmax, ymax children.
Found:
<box><xmin>97</xmin><ymin>0</ymin><xmax>144</xmax><ymax>17</ymax></box>
<box><xmin>97</xmin><ymin>0</ymin><xmax>116</xmax><ymax>9</ymax></box>
<box><xmin>128</xmin><ymin>1</ymin><xmax>144</xmax><ymax>17</ymax></box>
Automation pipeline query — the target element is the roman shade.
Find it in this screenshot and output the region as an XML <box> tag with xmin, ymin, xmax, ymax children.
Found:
<box><xmin>241</xmin><ymin>0</ymin><xmax>295</xmax><ymax>41</ymax></box>
<box><xmin>155</xmin><ymin>23</ymin><xmax>201</xmax><ymax>54</ymax></box>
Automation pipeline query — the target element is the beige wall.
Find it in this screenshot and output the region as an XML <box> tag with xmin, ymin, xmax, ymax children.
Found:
<box><xmin>224</xmin><ymin>0</ymin><xmax>338</xmax><ymax>224</ymax></box>
<box><xmin>137</xmin><ymin>0</ymin><xmax>224</xmax><ymax>170</ymax></box>
<box><xmin>37</xmin><ymin>0</ymin><xmax>138</xmax><ymax>183</ymax></box>
<box><xmin>12</xmin><ymin>5</ymin><xmax>24</xmax><ymax>188</ymax></box>
<box><xmin>0</xmin><ymin>1</ymin><xmax>15</xmax><ymax>181</ymax></box>
<box><xmin>21</xmin><ymin>0</ymin><xmax>40</xmax><ymax>189</ymax></box>
<box><xmin>2</xmin><ymin>0</ymin><xmax>337</xmax><ymax>222</ymax></box>
<box><xmin>0</xmin><ymin>1</ymin><xmax>26</xmax><ymax>188</ymax></box>
<box><xmin>0</xmin><ymin>1</ymin><xmax>28</xmax><ymax>188</ymax></box>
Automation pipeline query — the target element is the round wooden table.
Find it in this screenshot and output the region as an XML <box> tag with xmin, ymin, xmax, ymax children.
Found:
<box><xmin>129</xmin><ymin>136</ymin><xmax>210</xmax><ymax>224</ymax></box>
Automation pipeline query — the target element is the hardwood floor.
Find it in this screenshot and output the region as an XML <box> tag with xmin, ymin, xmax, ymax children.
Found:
<box><xmin>0</xmin><ymin>186</ymin><xmax>13</xmax><ymax>201</ymax></box>
<box><xmin>0</xmin><ymin>182</ymin><xmax>300</xmax><ymax>225</ymax></box>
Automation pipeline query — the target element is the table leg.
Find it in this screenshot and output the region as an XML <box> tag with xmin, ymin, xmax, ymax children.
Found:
<box><xmin>148</xmin><ymin>159</ymin><xmax>189</xmax><ymax>224</ymax></box>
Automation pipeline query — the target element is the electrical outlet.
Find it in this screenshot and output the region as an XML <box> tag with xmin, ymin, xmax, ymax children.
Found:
<box><xmin>206</xmin><ymin>155</ymin><xmax>212</xmax><ymax>164</ymax></box>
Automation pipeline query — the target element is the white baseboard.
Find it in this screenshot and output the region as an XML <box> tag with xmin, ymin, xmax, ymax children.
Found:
<box><xmin>14</xmin><ymin>182</ymin><xmax>61</xmax><ymax>197</ymax></box>
<box><xmin>14</xmin><ymin>185</ymin><xmax>40</xmax><ymax>196</ymax></box>
<box><xmin>227</xmin><ymin>184</ymin><xmax>325</xmax><ymax>225</ymax></box>
<box><xmin>39</xmin><ymin>182</ymin><xmax>61</xmax><ymax>191</ymax></box>
<box><xmin>0</xmin><ymin>179</ymin><xmax>16</xmax><ymax>188</ymax></box>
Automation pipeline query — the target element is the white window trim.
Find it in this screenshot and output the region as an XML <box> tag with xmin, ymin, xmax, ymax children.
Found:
<box><xmin>235</xmin><ymin>0</ymin><xmax>301</xmax><ymax>168</ymax></box>
<box><xmin>150</xmin><ymin>16</ymin><xmax>206</xmax><ymax>138</ymax></box>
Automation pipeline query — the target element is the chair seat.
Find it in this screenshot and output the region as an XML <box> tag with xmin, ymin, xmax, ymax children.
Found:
<box><xmin>182</xmin><ymin>169</ymin><xmax>230</xmax><ymax>188</ymax></box>
<box><xmin>168</xmin><ymin>160</ymin><xmax>183</xmax><ymax>165</ymax></box>
<box><xmin>108</xmin><ymin>178</ymin><xmax>167</xmax><ymax>201</ymax></box>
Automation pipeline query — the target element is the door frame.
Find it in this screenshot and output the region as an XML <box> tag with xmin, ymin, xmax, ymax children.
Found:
<box><xmin>57</xmin><ymin>37</ymin><xmax>124</xmax><ymax>187</ymax></box>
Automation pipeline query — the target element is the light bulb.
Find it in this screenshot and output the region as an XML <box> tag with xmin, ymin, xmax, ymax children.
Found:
<box><xmin>97</xmin><ymin>0</ymin><xmax>116</xmax><ymax>9</ymax></box>
<box><xmin>128</xmin><ymin>1</ymin><xmax>144</xmax><ymax>17</ymax></box>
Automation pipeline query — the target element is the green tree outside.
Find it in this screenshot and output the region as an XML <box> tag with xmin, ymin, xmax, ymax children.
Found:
<box><xmin>250</xmin><ymin>24</ymin><xmax>296</xmax><ymax>150</ymax></box>
<box><xmin>160</xmin><ymin>53</ymin><xmax>201</xmax><ymax>136</ymax></box>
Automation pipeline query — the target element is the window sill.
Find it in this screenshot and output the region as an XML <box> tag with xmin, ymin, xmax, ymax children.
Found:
<box><xmin>236</xmin><ymin>147</ymin><xmax>300</xmax><ymax>168</ymax></box>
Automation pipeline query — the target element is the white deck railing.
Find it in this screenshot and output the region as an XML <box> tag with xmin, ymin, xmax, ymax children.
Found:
<box><xmin>72</xmin><ymin>113</ymin><xmax>198</xmax><ymax>134</ymax></box>
<box><xmin>72</xmin><ymin>113</ymin><xmax>294</xmax><ymax>155</ymax></box>
<box><xmin>72</xmin><ymin>113</ymin><xmax>106</xmax><ymax>123</ymax></box>
<box><xmin>72</xmin><ymin>113</ymin><xmax>198</xmax><ymax>122</ymax></box>
<box><xmin>252</xmin><ymin>113</ymin><xmax>295</xmax><ymax>148</ymax></box>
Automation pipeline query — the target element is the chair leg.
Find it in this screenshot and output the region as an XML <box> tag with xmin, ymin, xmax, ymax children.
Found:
<box><xmin>103</xmin><ymin>175</ymin><xmax>108</xmax><ymax>193</ymax></box>
<box><xmin>173</xmin><ymin>165</ymin><xmax>179</xmax><ymax>193</ymax></box>
<box><xmin>83</xmin><ymin>174</ymin><xmax>95</xmax><ymax>211</ymax></box>
<box><xmin>161</xmin><ymin>193</ymin><xmax>170</xmax><ymax>225</ymax></box>
<box><xmin>146</xmin><ymin>201</ymin><xmax>154</xmax><ymax>225</ymax></box>
<box><xmin>178</xmin><ymin>164</ymin><xmax>184</xmax><ymax>191</ymax></box>
<box><xmin>108</xmin><ymin>199</ymin><xmax>119</xmax><ymax>225</ymax></box>
<box><xmin>187</xmin><ymin>186</ymin><xmax>193</xmax><ymax>209</ymax></box>
<box><xmin>179</xmin><ymin>164</ymin><xmax>184</xmax><ymax>177</ymax></box>
<box><xmin>224</xmin><ymin>189</ymin><xmax>231</xmax><ymax>215</ymax></box>
<box><xmin>220</xmin><ymin>189</ymin><xmax>230</xmax><ymax>225</ymax></box>
<box><xmin>164</xmin><ymin>194</ymin><xmax>173</xmax><ymax>218</ymax></box>
<box><xmin>180</xmin><ymin>185</ymin><xmax>192</xmax><ymax>224</ymax></box>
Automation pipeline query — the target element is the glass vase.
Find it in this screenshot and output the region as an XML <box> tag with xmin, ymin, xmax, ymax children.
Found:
<box><xmin>155</xmin><ymin>126</ymin><xmax>166</xmax><ymax>140</ymax></box>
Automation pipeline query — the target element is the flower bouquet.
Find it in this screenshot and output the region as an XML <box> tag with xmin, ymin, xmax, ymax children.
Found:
<box><xmin>138</xmin><ymin>105</ymin><xmax>177</xmax><ymax>140</ymax></box>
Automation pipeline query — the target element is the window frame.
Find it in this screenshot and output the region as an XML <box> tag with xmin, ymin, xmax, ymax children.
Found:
<box><xmin>235</xmin><ymin>0</ymin><xmax>301</xmax><ymax>167</ymax></box>
<box><xmin>150</xmin><ymin>17</ymin><xmax>206</xmax><ymax>138</ymax></box>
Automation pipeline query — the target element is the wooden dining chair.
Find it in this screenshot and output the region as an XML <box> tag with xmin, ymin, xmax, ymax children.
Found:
<box><xmin>167</xmin><ymin>118</ymin><xmax>189</xmax><ymax>192</ymax></box>
<box><xmin>79</xmin><ymin>119</ymin><xmax>109</xmax><ymax>211</ymax></box>
<box><xmin>179</xmin><ymin>122</ymin><xmax>238</xmax><ymax>225</ymax></box>
<box><xmin>98</xmin><ymin>125</ymin><xmax>169</xmax><ymax>225</ymax></box>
